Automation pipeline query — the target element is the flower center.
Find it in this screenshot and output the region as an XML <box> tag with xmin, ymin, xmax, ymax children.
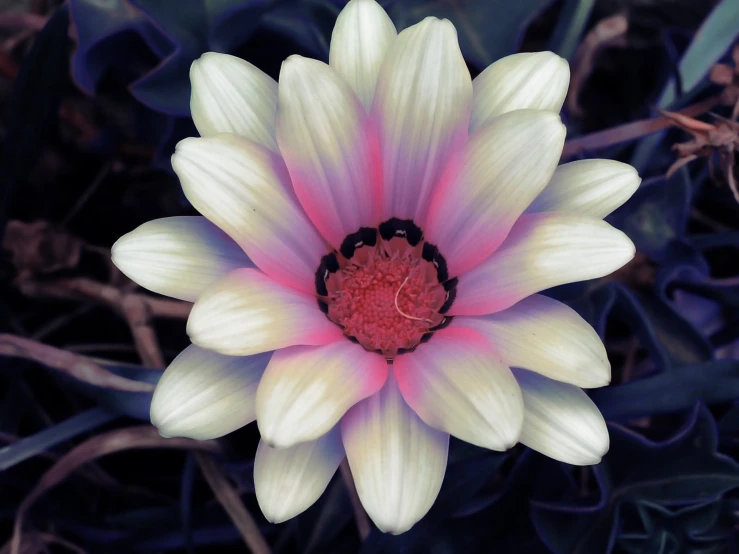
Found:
<box><xmin>315</xmin><ymin>218</ymin><xmax>456</xmax><ymax>358</ymax></box>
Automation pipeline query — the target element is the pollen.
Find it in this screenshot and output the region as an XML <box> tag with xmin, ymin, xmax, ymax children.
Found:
<box><xmin>315</xmin><ymin>219</ymin><xmax>456</xmax><ymax>358</ymax></box>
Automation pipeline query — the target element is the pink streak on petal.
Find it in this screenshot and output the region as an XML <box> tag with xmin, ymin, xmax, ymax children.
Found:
<box><xmin>392</xmin><ymin>326</ymin><xmax>493</xmax><ymax>405</ymax></box>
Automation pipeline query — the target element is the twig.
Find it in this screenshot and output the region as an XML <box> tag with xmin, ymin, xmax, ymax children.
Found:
<box><xmin>567</xmin><ymin>12</ymin><xmax>629</xmax><ymax>117</ymax></box>
<box><xmin>194</xmin><ymin>452</ymin><xmax>272</xmax><ymax>554</ymax></box>
<box><xmin>19</xmin><ymin>278</ymin><xmax>191</xmax><ymax>319</ymax></box>
<box><xmin>0</xmin><ymin>334</ymin><xmax>155</xmax><ymax>392</ymax></box>
<box><xmin>11</xmin><ymin>427</ymin><xmax>220</xmax><ymax>554</ymax></box>
<box><xmin>0</xmin><ymin>13</ymin><xmax>47</xmax><ymax>31</ymax></box>
<box><xmin>18</xmin><ymin>277</ymin><xmax>190</xmax><ymax>367</ymax></box>
<box><xmin>340</xmin><ymin>459</ymin><xmax>371</xmax><ymax>540</ymax></box>
<box><xmin>61</xmin><ymin>163</ymin><xmax>111</xmax><ymax>226</ymax></box>
<box><xmin>32</xmin><ymin>303</ymin><xmax>95</xmax><ymax>341</ymax></box>
<box><xmin>562</xmin><ymin>95</ymin><xmax>722</xmax><ymax>158</ymax></box>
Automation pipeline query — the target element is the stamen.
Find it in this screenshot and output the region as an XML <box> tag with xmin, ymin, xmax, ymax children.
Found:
<box><xmin>394</xmin><ymin>276</ymin><xmax>435</xmax><ymax>324</ymax></box>
<box><xmin>317</xmin><ymin>219</ymin><xmax>454</xmax><ymax>357</ymax></box>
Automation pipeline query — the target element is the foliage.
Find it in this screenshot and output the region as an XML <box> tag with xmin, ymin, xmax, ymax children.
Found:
<box><xmin>0</xmin><ymin>0</ymin><xmax>737</xmax><ymax>552</ymax></box>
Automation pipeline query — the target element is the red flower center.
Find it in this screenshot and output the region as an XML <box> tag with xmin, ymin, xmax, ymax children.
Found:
<box><xmin>315</xmin><ymin>219</ymin><xmax>456</xmax><ymax>358</ymax></box>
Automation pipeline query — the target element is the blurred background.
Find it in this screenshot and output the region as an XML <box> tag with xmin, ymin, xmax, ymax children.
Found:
<box><xmin>0</xmin><ymin>0</ymin><xmax>738</xmax><ymax>552</ymax></box>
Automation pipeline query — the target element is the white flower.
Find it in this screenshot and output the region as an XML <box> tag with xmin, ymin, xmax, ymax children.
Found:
<box><xmin>111</xmin><ymin>0</ymin><xmax>641</xmax><ymax>535</ymax></box>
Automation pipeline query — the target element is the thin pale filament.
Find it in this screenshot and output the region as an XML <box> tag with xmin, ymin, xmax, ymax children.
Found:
<box><xmin>394</xmin><ymin>276</ymin><xmax>435</xmax><ymax>324</ymax></box>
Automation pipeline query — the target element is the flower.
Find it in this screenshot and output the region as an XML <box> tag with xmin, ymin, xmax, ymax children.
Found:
<box><xmin>111</xmin><ymin>0</ymin><xmax>641</xmax><ymax>535</ymax></box>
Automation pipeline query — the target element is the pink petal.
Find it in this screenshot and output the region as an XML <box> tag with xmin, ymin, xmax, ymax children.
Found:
<box><xmin>425</xmin><ymin>110</ymin><xmax>565</xmax><ymax>276</ymax></box>
<box><xmin>393</xmin><ymin>327</ymin><xmax>523</xmax><ymax>450</ymax></box>
<box><xmin>187</xmin><ymin>268</ymin><xmax>343</xmax><ymax>356</ymax></box>
<box><xmin>112</xmin><ymin>216</ymin><xmax>251</xmax><ymax>302</ymax></box>
<box><xmin>173</xmin><ymin>135</ymin><xmax>328</xmax><ymax>294</ymax></box>
<box><xmin>256</xmin><ymin>341</ymin><xmax>388</xmax><ymax>447</ymax></box>
<box><xmin>371</xmin><ymin>17</ymin><xmax>472</xmax><ymax>221</ymax></box>
<box><xmin>254</xmin><ymin>429</ymin><xmax>344</xmax><ymax>522</ymax></box>
<box><xmin>341</xmin><ymin>376</ymin><xmax>448</xmax><ymax>534</ymax></box>
<box><xmin>450</xmin><ymin>213</ymin><xmax>635</xmax><ymax>316</ymax></box>
<box><xmin>276</xmin><ymin>56</ymin><xmax>382</xmax><ymax>249</ymax></box>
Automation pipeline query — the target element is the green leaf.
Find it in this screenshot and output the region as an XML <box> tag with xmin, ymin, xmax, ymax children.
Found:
<box><xmin>657</xmin><ymin>0</ymin><xmax>739</xmax><ymax>107</ymax></box>
<box><xmin>547</xmin><ymin>0</ymin><xmax>595</xmax><ymax>61</ymax></box>
<box><xmin>631</xmin><ymin>0</ymin><xmax>739</xmax><ymax>171</ymax></box>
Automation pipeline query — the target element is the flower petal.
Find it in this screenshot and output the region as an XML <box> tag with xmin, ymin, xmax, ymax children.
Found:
<box><xmin>190</xmin><ymin>53</ymin><xmax>278</xmax><ymax>151</ymax></box>
<box><xmin>470</xmin><ymin>52</ymin><xmax>569</xmax><ymax>133</ymax></box>
<box><xmin>112</xmin><ymin>216</ymin><xmax>251</xmax><ymax>302</ymax></box>
<box><xmin>527</xmin><ymin>159</ymin><xmax>642</xmax><ymax>218</ymax></box>
<box><xmin>256</xmin><ymin>341</ymin><xmax>388</xmax><ymax>448</ymax></box>
<box><xmin>329</xmin><ymin>0</ymin><xmax>396</xmax><ymax>110</ymax></box>
<box><xmin>254</xmin><ymin>428</ymin><xmax>344</xmax><ymax>523</ymax></box>
<box><xmin>425</xmin><ymin>110</ymin><xmax>566</xmax><ymax>276</ymax></box>
<box><xmin>372</xmin><ymin>17</ymin><xmax>472</xmax><ymax>221</ymax></box>
<box><xmin>187</xmin><ymin>268</ymin><xmax>343</xmax><ymax>356</ymax></box>
<box><xmin>512</xmin><ymin>368</ymin><xmax>609</xmax><ymax>465</ymax></box>
<box><xmin>341</xmin><ymin>376</ymin><xmax>448</xmax><ymax>534</ymax></box>
<box><xmin>451</xmin><ymin>212</ymin><xmax>636</xmax><ymax>316</ymax></box>
<box><xmin>173</xmin><ymin>134</ymin><xmax>327</xmax><ymax>293</ymax></box>
<box><xmin>455</xmin><ymin>295</ymin><xmax>610</xmax><ymax>388</ymax></box>
<box><xmin>276</xmin><ymin>56</ymin><xmax>382</xmax><ymax>249</ymax></box>
<box><xmin>393</xmin><ymin>327</ymin><xmax>523</xmax><ymax>450</ymax></box>
<box><xmin>151</xmin><ymin>344</ymin><xmax>270</xmax><ymax>440</ymax></box>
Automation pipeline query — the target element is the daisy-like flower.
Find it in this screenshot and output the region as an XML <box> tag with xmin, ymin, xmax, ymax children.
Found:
<box><xmin>112</xmin><ymin>0</ymin><xmax>641</xmax><ymax>534</ymax></box>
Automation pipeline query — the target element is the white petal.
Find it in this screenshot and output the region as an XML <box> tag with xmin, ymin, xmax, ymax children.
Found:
<box><xmin>112</xmin><ymin>216</ymin><xmax>251</xmax><ymax>302</ymax></box>
<box><xmin>372</xmin><ymin>17</ymin><xmax>472</xmax><ymax>221</ymax></box>
<box><xmin>425</xmin><ymin>110</ymin><xmax>565</xmax><ymax>276</ymax></box>
<box><xmin>451</xmin><ymin>212</ymin><xmax>636</xmax><ymax>316</ymax></box>
<box><xmin>470</xmin><ymin>52</ymin><xmax>569</xmax><ymax>133</ymax></box>
<box><xmin>254</xmin><ymin>429</ymin><xmax>344</xmax><ymax>523</ymax></box>
<box><xmin>512</xmin><ymin>368</ymin><xmax>609</xmax><ymax>465</ymax></box>
<box><xmin>329</xmin><ymin>0</ymin><xmax>397</xmax><ymax>110</ymax></box>
<box><xmin>173</xmin><ymin>134</ymin><xmax>327</xmax><ymax>294</ymax></box>
<box><xmin>187</xmin><ymin>268</ymin><xmax>343</xmax><ymax>356</ymax></box>
<box><xmin>190</xmin><ymin>53</ymin><xmax>278</xmax><ymax>151</ymax></box>
<box><xmin>393</xmin><ymin>328</ymin><xmax>523</xmax><ymax>450</ymax></box>
<box><xmin>455</xmin><ymin>295</ymin><xmax>610</xmax><ymax>388</ymax></box>
<box><xmin>342</xmin><ymin>376</ymin><xmax>448</xmax><ymax>534</ymax></box>
<box><xmin>256</xmin><ymin>342</ymin><xmax>387</xmax><ymax>448</ymax></box>
<box><xmin>276</xmin><ymin>56</ymin><xmax>381</xmax><ymax>249</ymax></box>
<box><xmin>527</xmin><ymin>159</ymin><xmax>642</xmax><ymax>218</ymax></box>
<box><xmin>151</xmin><ymin>344</ymin><xmax>269</xmax><ymax>440</ymax></box>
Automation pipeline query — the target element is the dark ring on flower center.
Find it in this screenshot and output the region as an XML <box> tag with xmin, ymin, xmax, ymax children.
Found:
<box><xmin>314</xmin><ymin>218</ymin><xmax>457</xmax><ymax>358</ymax></box>
<box><xmin>378</xmin><ymin>217</ymin><xmax>423</xmax><ymax>246</ymax></box>
<box><xmin>339</xmin><ymin>227</ymin><xmax>378</xmax><ymax>259</ymax></box>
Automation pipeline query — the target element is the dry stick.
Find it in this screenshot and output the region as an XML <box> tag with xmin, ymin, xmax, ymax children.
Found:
<box><xmin>194</xmin><ymin>452</ymin><xmax>272</xmax><ymax>554</ymax></box>
<box><xmin>105</xmin><ymin>287</ymin><xmax>272</xmax><ymax>554</ymax></box>
<box><xmin>10</xmin><ymin>427</ymin><xmax>220</xmax><ymax>554</ymax></box>
<box><xmin>18</xmin><ymin>277</ymin><xmax>190</xmax><ymax>368</ymax></box>
<box><xmin>18</xmin><ymin>278</ymin><xmax>191</xmax><ymax>319</ymax></box>
<box><xmin>0</xmin><ymin>334</ymin><xmax>155</xmax><ymax>392</ymax></box>
<box><xmin>340</xmin><ymin>459</ymin><xmax>371</xmax><ymax>540</ymax></box>
<box><xmin>561</xmin><ymin>95</ymin><xmax>722</xmax><ymax>159</ymax></box>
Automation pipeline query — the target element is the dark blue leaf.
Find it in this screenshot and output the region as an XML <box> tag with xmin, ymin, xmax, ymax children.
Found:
<box><xmin>130</xmin><ymin>0</ymin><xmax>286</xmax><ymax>115</ymax></box>
<box><xmin>617</xmin><ymin>500</ymin><xmax>728</xmax><ymax>554</ymax></box>
<box><xmin>58</xmin><ymin>363</ymin><xmax>161</xmax><ymax>420</ymax></box>
<box><xmin>386</xmin><ymin>0</ymin><xmax>555</xmax><ymax>70</ymax></box>
<box><xmin>70</xmin><ymin>0</ymin><xmax>172</xmax><ymax>92</ymax></box>
<box><xmin>547</xmin><ymin>0</ymin><xmax>596</xmax><ymax>61</ymax></box>
<box><xmin>593</xmin><ymin>361</ymin><xmax>739</xmax><ymax>420</ymax></box>
<box><xmin>0</xmin><ymin>408</ymin><xmax>116</xmax><ymax>470</ymax></box>
<box><xmin>532</xmin><ymin>404</ymin><xmax>739</xmax><ymax>554</ymax></box>
<box><xmin>608</xmin><ymin>173</ymin><xmax>692</xmax><ymax>264</ymax></box>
